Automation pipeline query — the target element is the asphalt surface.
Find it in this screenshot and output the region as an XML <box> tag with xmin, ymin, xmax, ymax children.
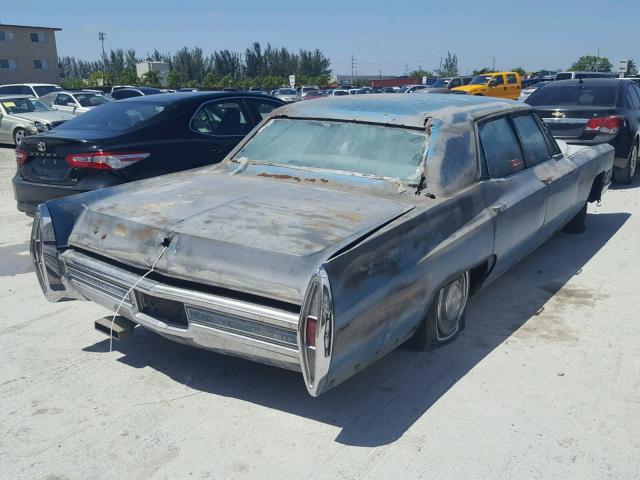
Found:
<box><xmin>1</xmin><ymin>145</ymin><xmax>639</xmax><ymax>479</ymax></box>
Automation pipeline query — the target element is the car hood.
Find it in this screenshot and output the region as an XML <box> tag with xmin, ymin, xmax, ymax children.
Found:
<box><xmin>11</xmin><ymin>111</ymin><xmax>75</xmax><ymax>123</ymax></box>
<box><xmin>67</xmin><ymin>170</ymin><xmax>414</xmax><ymax>304</ymax></box>
<box><xmin>452</xmin><ymin>84</ymin><xmax>487</xmax><ymax>93</ymax></box>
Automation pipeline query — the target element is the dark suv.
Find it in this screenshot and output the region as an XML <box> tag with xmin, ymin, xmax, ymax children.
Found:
<box><xmin>13</xmin><ymin>92</ymin><xmax>284</xmax><ymax>214</ymax></box>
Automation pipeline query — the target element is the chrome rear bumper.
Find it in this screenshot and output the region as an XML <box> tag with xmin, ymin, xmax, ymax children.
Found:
<box><xmin>60</xmin><ymin>249</ymin><xmax>302</xmax><ymax>371</ymax></box>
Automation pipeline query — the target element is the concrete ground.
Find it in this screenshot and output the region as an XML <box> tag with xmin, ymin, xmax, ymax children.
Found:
<box><xmin>0</xmin><ymin>145</ymin><xmax>638</xmax><ymax>479</ymax></box>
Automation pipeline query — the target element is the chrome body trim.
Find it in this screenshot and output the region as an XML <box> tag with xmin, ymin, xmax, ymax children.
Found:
<box><xmin>542</xmin><ymin>117</ymin><xmax>589</xmax><ymax>124</ymax></box>
<box><xmin>60</xmin><ymin>249</ymin><xmax>302</xmax><ymax>371</ymax></box>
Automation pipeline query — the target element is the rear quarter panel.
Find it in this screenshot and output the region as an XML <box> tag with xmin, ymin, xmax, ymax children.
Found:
<box><xmin>321</xmin><ymin>184</ymin><xmax>493</xmax><ymax>391</ymax></box>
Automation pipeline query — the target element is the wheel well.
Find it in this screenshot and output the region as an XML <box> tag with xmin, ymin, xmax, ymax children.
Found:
<box><xmin>588</xmin><ymin>171</ymin><xmax>606</xmax><ymax>203</ymax></box>
<box><xmin>468</xmin><ymin>257</ymin><xmax>494</xmax><ymax>295</ymax></box>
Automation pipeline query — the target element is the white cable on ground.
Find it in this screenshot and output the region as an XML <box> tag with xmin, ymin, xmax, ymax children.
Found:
<box><xmin>109</xmin><ymin>245</ymin><xmax>168</xmax><ymax>352</ymax></box>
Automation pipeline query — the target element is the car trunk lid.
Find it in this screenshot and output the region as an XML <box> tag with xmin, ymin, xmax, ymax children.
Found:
<box><xmin>535</xmin><ymin>106</ymin><xmax>616</xmax><ymax>139</ymax></box>
<box><xmin>67</xmin><ymin>170</ymin><xmax>414</xmax><ymax>304</ymax></box>
<box><xmin>18</xmin><ymin>131</ymin><xmax>121</xmax><ymax>186</ymax></box>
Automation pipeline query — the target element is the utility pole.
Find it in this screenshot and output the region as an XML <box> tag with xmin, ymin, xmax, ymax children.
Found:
<box><xmin>379</xmin><ymin>68</ymin><xmax>382</xmax><ymax>80</ymax></box>
<box><xmin>98</xmin><ymin>32</ymin><xmax>106</xmax><ymax>86</ymax></box>
<box><xmin>351</xmin><ymin>55</ymin><xmax>357</xmax><ymax>84</ymax></box>
<box><xmin>491</xmin><ymin>56</ymin><xmax>496</xmax><ymax>71</ymax></box>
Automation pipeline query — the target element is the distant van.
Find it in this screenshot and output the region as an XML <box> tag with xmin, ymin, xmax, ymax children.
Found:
<box><xmin>554</xmin><ymin>71</ymin><xmax>615</xmax><ymax>81</ymax></box>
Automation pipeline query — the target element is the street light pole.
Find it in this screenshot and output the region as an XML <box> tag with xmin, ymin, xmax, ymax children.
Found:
<box><xmin>98</xmin><ymin>32</ymin><xmax>107</xmax><ymax>86</ymax></box>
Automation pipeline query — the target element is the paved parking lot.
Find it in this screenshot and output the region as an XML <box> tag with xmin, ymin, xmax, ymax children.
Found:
<box><xmin>1</xmin><ymin>144</ymin><xmax>639</xmax><ymax>479</ymax></box>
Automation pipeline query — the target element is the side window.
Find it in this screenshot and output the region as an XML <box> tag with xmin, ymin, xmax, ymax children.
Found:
<box><xmin>245</xmin><ymin>98</ymin><xmax>282</xmax><ymax>121</ymax></box>
<box><xmin>627</xmin><ymin>85</ymin><xmax>640</xmax><ymax>110</ymax></box>
<box><xmin>55</xmin><ymin>94</ymin><xmax>73</xmax><ymax>106</ymax></box>
<box><xmin>507</xmin><ymin>74</ymin><xmax>518</xmax><ymax>84</ymax></box>
<box><xmin>22</xmin><ymin>86</ymin><xmax>34</xmax><ymax>95</ymax></box>
<box><xmin>463</xmin><ymin>77</ymin><xmax>472</xmax><ymax>85</ymax></box>
<box><xmin>493</xmin><ymin>75</ymin><xmax>504</xmax><ymax>86</ymax></box>
<box><xmin>191</xmin><ymin>100</ymin><xmax>250</xmax><ymax>136</ymax></box>
<box><xmin>512</xmin><ymin>114</ymin><xmax>552</xmax><ymax>167</ymax></box>
<box><xmin>478</xmin><ymin>116</ymin><xmax>525</xmax><ymax>178</ymax></box>
<box><xmin>449</xmin><ymin>78</ymin><xmax>461</xmax><ymax>88</ymax></box>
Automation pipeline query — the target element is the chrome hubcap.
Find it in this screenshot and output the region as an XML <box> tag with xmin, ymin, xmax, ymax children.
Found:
<box><xmin>15</xmin><ymin>130</ymin><xmax>25</xmax><ymax>145</ymax></box>
<box><xmin>436</xmin><ymin>272</ymin><xmax>469</xmax><ymax>340</ymax></box>
<box><xmin>630</xmin><ymin>145</ymin><xmax>638</xmax><ymax>177</ymax></box>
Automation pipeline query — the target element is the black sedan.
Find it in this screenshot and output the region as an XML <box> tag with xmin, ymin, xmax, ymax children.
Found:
<box><xmin>526</xmin><ymin>78</ymin><xmax>640</xmax><ymax>183</ymax></box>
<box><xmin>13</xmin><ymin>92</ymin><xmax>285</xmax><ymax>214</ymax></box>
<box><xmin>110</xmin><ymin>87</ymin><xmax>163</xmax><ymax>100</ymax></box>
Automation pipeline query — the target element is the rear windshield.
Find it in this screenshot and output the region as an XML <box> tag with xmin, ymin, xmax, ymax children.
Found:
<box><xmin>526</xmin><ymin>84</ymin><xmax>618</xmax><ymax>107</ymax></box>
<box><xmin>555</xmin><ymin>73</ymin><xmax>573</xmax><ymax>80</ymax></box>
<box><xmin>56</xmin><ymin>101</ymin><xmax>168</xmax><ymax>131</ymax></box>
<box><xmin>233</xmin><ymin>118</ymin><xmax>426</xmax><ymax>183</ymax></box>
<box><xmin>75</xmin><ymin>93</ymin><xmax>110</xmax><ymax>107</ymax></box>
<box><xmin>34</xmin><ymin>85</ymin><xmax>63</xmax><ymax>97</ymax></box>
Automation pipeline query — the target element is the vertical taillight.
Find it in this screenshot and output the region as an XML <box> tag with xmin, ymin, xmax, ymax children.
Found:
<box><xmin>299</xmin><ymin>268</ymin><xmax>334</xmax><ymax>396</ymax></box>
<box><xmin>15</xmin><ymin>148</ymin><xmax>28</xmax><ymax>164</ymax></box>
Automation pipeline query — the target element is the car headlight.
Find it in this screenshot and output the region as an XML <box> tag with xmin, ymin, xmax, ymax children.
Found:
<box><xmin>34</xmin><ymin>121</ymin><xmax>50</xmax><ymax>132</ymax></box>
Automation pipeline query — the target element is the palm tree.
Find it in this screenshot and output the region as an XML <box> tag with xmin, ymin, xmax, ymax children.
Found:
<box><xmin>141</xmin><ymin>70</ymin><xmax>161</xmax><ymax>87</ymax></box>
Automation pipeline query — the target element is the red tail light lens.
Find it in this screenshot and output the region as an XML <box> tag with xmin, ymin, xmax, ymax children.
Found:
<box><xmin>305</xmin><ymin>316</ymin><xmax>318</xmax><ymax>348</ymax></box>
<box><xmin>15</xmin><ymin>148</ymin><xmax>28</xmax><ymax>164</ymax></box>
<box><xmin>65</xmin><ymin>151</ymin><xmax>150</xmax><ymax>170</ymax></box>
<box><xmin>585</xmin><ymin>116</ymin><xmax>623</xmax><ymax>135</ymax></box>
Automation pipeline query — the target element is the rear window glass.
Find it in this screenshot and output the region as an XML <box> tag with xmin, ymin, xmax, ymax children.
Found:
<box><xmin>555</xmin><ymin>73</ymin><xmax>573</xmax><ymax>80</ymax></box>
<box><xmin>527</xmin><ymin>84</ymin><xmax>618</xmax><ymax>107</ymax></box>
<box><xmin>512</xmin><ymin>115</ymin><xmax>551</xmax><ymax>167</ymax></box>
<box><xmin>56</xmin><ymin>101</ymin><xmax>167</xmax><ymax>131</ymax></box>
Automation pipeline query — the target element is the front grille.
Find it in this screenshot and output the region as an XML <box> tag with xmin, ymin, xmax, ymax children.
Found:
<box><xmin>66</xmin><ymin>262</ymin><xmax>131</xmax><ymax>302</ymax></box>
<box><xmin>135</xmin><ymin>292</ymin><xmax>189</xmax><ymax>328</ymax></box>
<box><xmin>185</xmin><ymin>305</ymin><xmax>298</xmax><ymax>349</ymax></box>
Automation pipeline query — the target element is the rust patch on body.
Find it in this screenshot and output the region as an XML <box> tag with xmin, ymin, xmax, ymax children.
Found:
<box><xmin>257</xmin><ymin>173</ymin><xmax>301</xmax><ymax>182</ymax></box>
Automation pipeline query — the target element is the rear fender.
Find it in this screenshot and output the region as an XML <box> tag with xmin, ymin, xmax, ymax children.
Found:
<box><xmin>300</xmin><ymin>185</ymin><xmax>493</xmax><ymax>395</ymax></box>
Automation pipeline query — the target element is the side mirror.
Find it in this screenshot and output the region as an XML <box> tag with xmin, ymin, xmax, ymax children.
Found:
<box><xmin>489</xmin><ymin>79</ymin><xmax>498</xmax><ymax>87</ymax></box>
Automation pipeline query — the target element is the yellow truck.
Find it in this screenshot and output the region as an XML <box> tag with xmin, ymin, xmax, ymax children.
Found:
<box><xmin>451</xmin><ymin>72</ymin><xmax>521</xmax><ymax>100</ymax></box>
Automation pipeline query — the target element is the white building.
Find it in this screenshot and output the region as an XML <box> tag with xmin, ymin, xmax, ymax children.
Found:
<box><xmin>135</xmin><ymin>61</ymin><xmax>170</xmax><ymax>86</ymax></box>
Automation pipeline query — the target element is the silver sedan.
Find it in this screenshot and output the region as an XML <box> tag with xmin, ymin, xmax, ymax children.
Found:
<box><xmin>0</xmin><ymin>95</ymin><xmax>74</xmax><ymax>145</ymax></box>
<box><xmin>39</xmin><ymin>90</ymin><xmax>111</xmax><ymax>116</ymax></box>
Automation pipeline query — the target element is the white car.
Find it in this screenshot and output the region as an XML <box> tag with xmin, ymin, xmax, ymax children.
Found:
<box><xmin>518</xmin><ymin>81</ymin><xmax>550</xmax><ymax>102</ymax></box>
<box><xmin>0</xmin><ymin>83</ymin><xmax>62</xmax><ymax>98</ymax></box>
<box><xmin>39</xmin><ymin>90</ymin><xmax>111</xmax><ymax>115</ymax></box>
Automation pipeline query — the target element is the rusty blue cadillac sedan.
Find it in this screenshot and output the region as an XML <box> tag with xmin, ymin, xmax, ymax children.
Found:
<box><xmin>31</xmin><ymin>94</ymin><xmax>614</xmax><ymax>396</ymax></box>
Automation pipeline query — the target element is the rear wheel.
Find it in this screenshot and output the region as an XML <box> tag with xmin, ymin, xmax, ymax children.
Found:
<box><xmin>406</xmin><ymin>271</ymin><xmax>470</xmax><ymax>351</ymax></box>
<box><xmin>13</xmin><ymin>128</ymin><xmax>28</xmax><ymax>145</ymax></box>
<box><xmin>612</xmin><ymin>142</ymin><xmax>638</xmax><ymax>184</ymax></box>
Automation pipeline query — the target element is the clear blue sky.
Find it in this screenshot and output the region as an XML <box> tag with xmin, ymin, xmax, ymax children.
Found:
<box><xmin>3</xmin><ymin>0</ymin><xmax>639</xmax><ymax>75</ymax></box>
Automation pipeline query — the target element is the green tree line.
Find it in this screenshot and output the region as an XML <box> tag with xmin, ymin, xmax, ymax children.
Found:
<box><xmin>59</xmin><ymin>42</ymin><xmax>332</xmax><ymax>89</ymax></box>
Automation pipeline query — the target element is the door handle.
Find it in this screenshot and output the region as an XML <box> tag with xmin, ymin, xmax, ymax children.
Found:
<box><xmin>491</xmin><ymin>202</ymin><xmax>508</xmax><ymax>214</ymax></box>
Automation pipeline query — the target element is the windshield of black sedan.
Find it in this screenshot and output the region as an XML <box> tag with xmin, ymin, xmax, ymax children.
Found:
<box><xmin>233</xmin><ymin>119</ymin><xmax>426</xmax><ymax>183</ymax></box>
<box><xmin>1</xmin><ymin>97</ymin><xmax>51</xmax><ymax>113</ymax></box>
<box><xmin>55</xmin><ymin>101</ymin><xmax>167</xmax><ymax>131</ymax></box>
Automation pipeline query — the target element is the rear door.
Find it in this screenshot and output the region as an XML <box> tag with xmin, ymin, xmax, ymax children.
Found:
<box><xmin>52</xmin><ymin>93</ymin><xmax>77</xmax><ymax>114</ymax></box>
<box><xmin>512</xmin><ymin>113</ymin><xmax>578</xmax><ymax>235</ymax></box>
<box><xmin>189</xmin><ymin>98</ymin><xmax>253</xmax><ymax>166</ymax></box>
<box><xmin>506</xmin><ymin>73</ymin><xmax>520</xmax><ymax>99</ymax></box>
<box><xmin>478</xmin><ymin>115</ymin><xmax>547</xmax><ymax>277</ymax></box>
<box><xmin>489</xmin><ymin>74</ymin><xmax>507</xmax><ymax>98</ymax></box>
